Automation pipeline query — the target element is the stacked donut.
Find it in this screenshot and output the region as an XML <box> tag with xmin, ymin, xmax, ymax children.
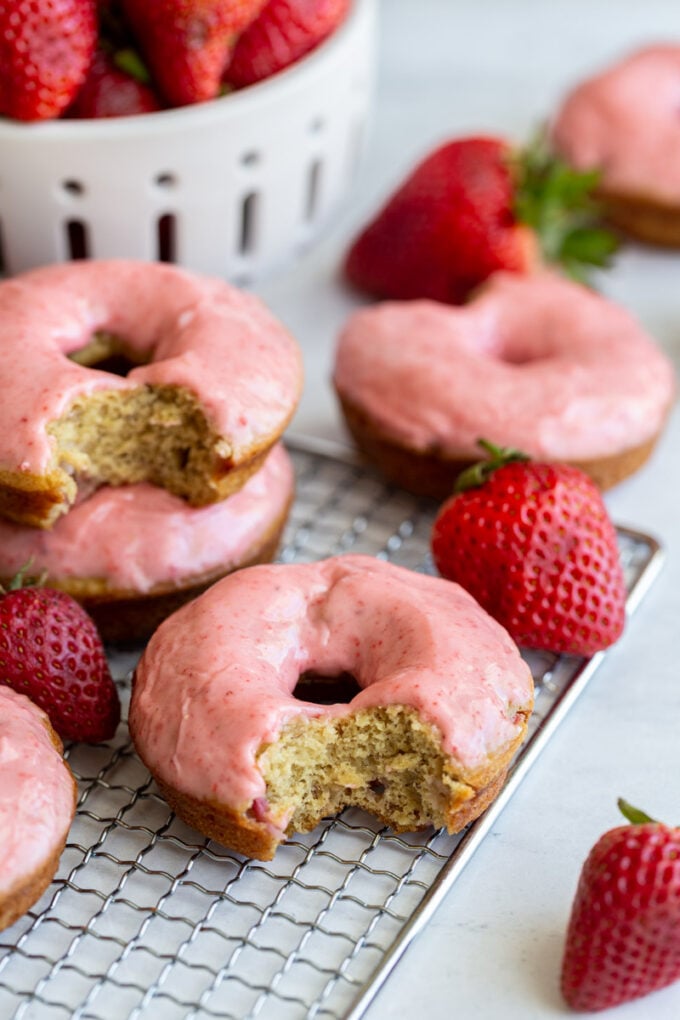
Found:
<box><xmin>0</xmin><ymin>260</ymin><xmax>303</xmax><ymax>642</ymax></box>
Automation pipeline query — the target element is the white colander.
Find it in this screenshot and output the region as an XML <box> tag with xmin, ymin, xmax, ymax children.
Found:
<box><xmin>0</xmin><ymin>0</ymin><xmax>376</xmax><ymax>282</ymax></box>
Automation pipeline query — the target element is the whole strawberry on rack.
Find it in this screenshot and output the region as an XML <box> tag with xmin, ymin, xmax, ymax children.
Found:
<box><xmin>345</xmin><ymin>134</ymin><xmax>619</xmax><ymax>304</ymax></box>
<box><xmin>0</xmin><ymin>576</ymin><xmax>120</xmax><ymax>744</ymax></box>
<box><xmin>430</xmin><ymin>441</ymin><xmax>626</xmax><ymax>656</ymax></box>
<box><xmin>562</xmin><ymin>799</ymin><xmax>680</xmax><ymax>1011</ymax></box>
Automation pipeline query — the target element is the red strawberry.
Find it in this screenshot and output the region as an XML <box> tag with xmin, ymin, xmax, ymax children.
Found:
<box><xmin>67</xmin><ymin>49</ymin><xmax>163</xmax><ymax>117</ymax></box>
<box><xmin>561</xmin><ymin>799</ymin><xmax>680</xmax><ymax>1011</ymax></box>
<box><xmin>0</xmin><ymin>586</ymin><xmax>120</xmax><ymax>743</ymax></box>
<box><xmin>345</xmin><ymin>134</ymin><xmax>618</xmax><ymax>304</ymax></box>
<box><xmin>0</xmin><ymin>0</ymin><xmax>97</xmax><ymax>121</ymax></box>
<box><xmin>430</xmin><ymin>442</ymin><xmax>626</xmax><ymax>656</ymax></box>
<box><xmin>120</xmin><ymin>0</ymin><xmax>266</xmax><ymax>106</ymax></box>
<box><xmin>225</xmin><ymin>0</ymin><xmax>351</xmax><ymax>89</ymax></box>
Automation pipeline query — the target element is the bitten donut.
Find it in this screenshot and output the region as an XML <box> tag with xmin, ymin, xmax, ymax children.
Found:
<box><xmin>129</xmin><ymin>555</ymin><xmax>534</xmax><ymax>861</ymax></box>
<box><xmin>334</xmin><ymin>271</ymin><xmax>675</xmax><ymax>499</ymax></box>
<box><xmin>0</xmin><ymin>687</ymin><xmax>77</xmax><ymax>932</ymax></box>
<box><xmin>552</xmin><ymin>46</ymin><xmax>680</xmax><ymax>246</ymax></box>
<box><xmin>0</xmin><ymin>260</ymin><xmax>302</xmax><ymax>528</ymax></box>
<box><xmin>0</xmin><ymin>444</ymin><xmax>294</xmax><ymax>644</ymax></box>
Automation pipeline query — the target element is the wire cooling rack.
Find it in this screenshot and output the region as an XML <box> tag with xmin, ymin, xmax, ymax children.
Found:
<box><xmin>0</xmin><ymin>438</ymin><xmax>664</xmax><ymax>1020</ymax></box>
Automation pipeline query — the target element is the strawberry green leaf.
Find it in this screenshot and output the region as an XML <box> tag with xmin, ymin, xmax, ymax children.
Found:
<box><xmin>618</xmin><ymin>797</ymin><xmax>658</xmax><ymax>826</ymax></box>
<box><xmin>513</xmin><ymin>130</ymin><xmax>619</xmax><ymax>282</ymax></box>
<box><xmin>455</xmin><ymin>439</ymin><xmax>529</xmax><ymax>493</ymax></box>
<box><xmin>113</xmin><ymin>48</ymin><xmax>151</xmax><ymax>85</ymax></box>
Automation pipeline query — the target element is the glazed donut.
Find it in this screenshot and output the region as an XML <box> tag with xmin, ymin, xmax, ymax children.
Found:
<box><xmin>0</xmin><ymin>687</ymin><xmax>77</xmax><ymax>932</ymax></box>
<box><xmin>552</xmin><ymin>46</ymin><xmax>680</xmax><ymax>246</ymax></box>
<box><xmin>0</xmin><ymin>444</ymin><xmax>294</xmax><ymax>644</ymax></box>
<box><xmin>129</xmin><ymin>555</ymin><xmax>534</xmax><ymax>861</ymax></box>
<box><xmin>0</xmin><ymin>260</ymin><xmax>302</xmax><ymax>528</ymax></box>
<box><xmin>333</xmin><ymin>271</ymin><xmax>675</xmax><ymax>499</ymax></box>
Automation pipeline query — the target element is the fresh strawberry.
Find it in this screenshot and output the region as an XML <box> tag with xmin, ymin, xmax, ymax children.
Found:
<box><xmin>67</xmin><ymin>49</ymin><xmax>162</xmax><ymax>117</ymax></box>
<box><xmin>561</xmin><ymin>798</ymin><xmax>680</xmax><ymax>1011</ymax></box>
<box><xmin>120</xmin><ymin>0</ymin><xmax>266</xmax><ymax>106</ymax></box>
<box><xmin>225</xmin><ymin>0</ymin><xmax>351</xmax><ymax>89</ymax></box>
<box><xmin>345</xmin><ymin>134</ymin><xmax>618</xmax><ymax>304</ymax></box>
<box><xmin>430</xmin><ymin>441</ymin><xmax>626</xmax><ymax>656</ymax></box>
<box><xmin>0</xmin><ymin>0</ymin><xmax>97</xmax><ymax>121</ymax></box>
<box><xmin>0</xmin><ymin>585</ymin><xmax>119</xmax><ymax>743</ymax></box>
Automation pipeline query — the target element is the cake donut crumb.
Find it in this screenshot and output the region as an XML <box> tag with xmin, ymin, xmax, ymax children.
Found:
<box><xmin>0</xmin><ymin>260</ymin><xmax>302</xmax><ymax>528</ymax></box>
<box><xmin>129</xmin><ymin>555</ymin><xmax>534</xmax><ymax>860</ymax></box>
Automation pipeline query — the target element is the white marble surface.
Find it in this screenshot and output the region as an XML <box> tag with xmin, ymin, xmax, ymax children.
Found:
<box><xmin>255</xmin><ymin>1</ymin><xmax>680</xmax><ymax>1016</ymax></box>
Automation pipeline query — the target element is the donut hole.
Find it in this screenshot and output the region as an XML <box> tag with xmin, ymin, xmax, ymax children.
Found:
<box><xmin>293</xmin><ymin>671</ymin><xmax>361</xmax><ymax>705</ymax></box>
<box><xmin>257</xmin><ymin>705</ymin><xmax>476</xmax><ymax>834</ymax></box>
<box><xmin>68</xmin><ymin>332</ymin><xmax>149</xmax><ymax>377</ymax></box>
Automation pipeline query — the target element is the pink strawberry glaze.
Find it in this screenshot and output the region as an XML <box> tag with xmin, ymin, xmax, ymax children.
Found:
<box><xmin>552</xmin><ymin>45</ymin><xmax>680</xmax><ymax>203</ymax></box>
<box><xmin>0</xmin><ymin>687</ymin><xmax>75</xmax><ymax>900</ymax></box>
<box><xmin>334</xmin><ymin>270</ymin><xmax>675</xmax><ymax>461</ymax></box>
<box><xmin>0</xmin><ymin>260</ymin><xmax>302</xmax><ymax>474</ymax></box>
<box><xmin>130</xmin><ymin>555</ymin><xmax>534</xmax><ymax>822</ymax></box>
<box><xmin>0</xmin><ymin>444</ymin><xmax>293</xmax><ymax>594</ymax></box>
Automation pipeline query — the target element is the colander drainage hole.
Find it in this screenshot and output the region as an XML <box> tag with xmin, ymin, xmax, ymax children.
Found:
<box><xmin>158</xmin><ymin>214</ymin><xmax>177</xmax><ymax>262</ymax></box>
<box><xmin>62</xmin><ymin>179</ymin><xmax>85</xmax><ymax>196</ymax></box>
<box><xmin>306</xmin><ymin>159</ymin><xmax>323</xmax><ymax>221</ymax></box>
<box><xmin>66</xmin><ymin>220</ymin><xmax>89</xmax><ymax>259</ymax></box>
<box><xmin>239</xmin><ymin>192</ymin><xmax>259</xmax><ymax>254</ymax></box>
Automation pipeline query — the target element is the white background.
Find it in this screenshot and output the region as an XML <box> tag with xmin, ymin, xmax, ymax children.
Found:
<box><xmin>256</xmin><ymin>2</ymin><xmax>680</xmax><ymax>1017</ymax></box>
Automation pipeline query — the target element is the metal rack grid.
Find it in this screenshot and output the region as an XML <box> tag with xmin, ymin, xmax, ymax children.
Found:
<box><xmin>0</xmin><ymin>440</ymin><xmax>664</xmax><ymax>1020</ymax></box>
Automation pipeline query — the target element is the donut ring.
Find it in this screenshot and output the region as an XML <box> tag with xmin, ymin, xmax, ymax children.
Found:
<box><xmin>552</xmin><ymin>46</ymin><xmax>680</xmax><ymax>246</ymax></box>
<box><xmin>0</xmin><ymin>688</ymin><xmax>77</xmax><ymax>932</ymax></box>
<box><xmin>129</xmin><ymin>555</ymin><xmax>534</xmax><ymax>860</ymax></box>
<box><xmin>0</xmin><ymin>444</ymin><xmax>294</xmax><ymax>644</ymax></box>
<box><xmin>334</xmin><ymin>271</ymin><xmax>675</xmax><ymax>499</ymax></box>
<box><xmin>0</xmin><ymin>261</ymin><xmax>302</xmax><ymax>528</ymax></box>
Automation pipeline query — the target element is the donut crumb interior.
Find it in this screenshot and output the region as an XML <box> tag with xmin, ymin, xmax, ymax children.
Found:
<box><xmin>47</xmin><ymin>385</ymin><xmax>235</xmax><ymax>507</ymax></box>
<box><xmin>257</xmin><ymin>705</ymin><xmax>475</xmax><ymax>834</ymax></box>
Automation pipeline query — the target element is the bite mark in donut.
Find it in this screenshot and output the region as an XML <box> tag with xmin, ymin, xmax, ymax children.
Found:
<box><xmin>0</xmin><ymin>260</ymin><xmax>302</xmax><ymax>528</ymax></box>
<box><xmin>129</xmin><ymin>555</ymin><xmax>534</xmax><ymax>860</ymax></box>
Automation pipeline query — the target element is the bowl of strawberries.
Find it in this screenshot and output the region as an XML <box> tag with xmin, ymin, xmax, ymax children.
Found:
<box><xmin>0</xmin><ymin>0</ymin><xmax>376</xmax><ymax>281</ymax></box>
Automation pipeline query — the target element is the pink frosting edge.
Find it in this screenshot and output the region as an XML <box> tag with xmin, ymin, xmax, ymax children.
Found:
<box><xmin>333</xmin><ymin>270</ymin><xmax>675</xmax><ymax>461</ymax></box>
<box><xmin>0</xmin><ymin>444</ymin><xmax>294</xmax><ymax>594</ymax></box>
<box><xmin>0</xmin><ymin>260</ymin><xmax>303</xmax><ymax>474</ymax></box>
<box><xmin>130</xmin><ymin>555</ymin><xmax>534</xmax><ymax>820</ymax></box>
<box><xmin>552</xmin><ymin>45</ymin><xmax>680</xmax><ymax>203</ymax></box>
<box><xmin>0</xmin><ymin>687</ymin><xmax>75</xmax><ymax>898</ymax></box>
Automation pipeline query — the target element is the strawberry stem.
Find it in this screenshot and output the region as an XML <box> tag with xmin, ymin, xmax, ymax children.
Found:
<box><xmin>454</xmin><ymin>439</ymin><xmax>529</xmax><ymax>493</ymax></box>
<box><xmin>618</xmin><ymin>797</ymin><xmax>658</xmax><ymax>825</ymax></box>
<box><xmin>0</xmin><ymin>559</ymin><xmax>46</xmax><ymax>596</ymax></box>
<box><xmin>114</xmin><ymin>48</ymin><xmax>151</xmax><ymax>85</ymax></box>
<box><xmin>513</xmin><ymin>129</ymin><xmax>619</xmax><ymax>283</ymax></box>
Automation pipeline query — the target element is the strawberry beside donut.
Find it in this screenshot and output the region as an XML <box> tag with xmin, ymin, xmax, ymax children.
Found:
<box><xmin>344</xmin><ymin>133</ymin><xmax>618</xmax><ymax>305</ymax></box>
